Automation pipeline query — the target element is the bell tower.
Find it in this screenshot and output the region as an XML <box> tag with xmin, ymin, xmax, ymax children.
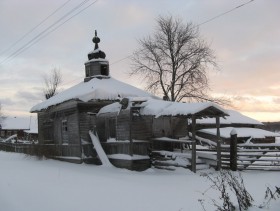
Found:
<box><xmin>84</xmin><ymin>30</ymin><xmax>109</xmax><ymax>82</ymax></box>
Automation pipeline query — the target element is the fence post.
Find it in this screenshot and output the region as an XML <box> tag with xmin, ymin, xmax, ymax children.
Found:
<box><xmin>191</xmin><ymin>116</ymin><xmax>196</xmax><ymax>173</ymax></box>
<box><xmin>216</xmin><ymin>117</ymin><xmax>221</xmax><ymax>171</ymax></box>
<box><xmin>230</xmin><ymin>129</ymin><xmax>238</xmax><ymax>171</ymax></box>
<box><xmin>129</xmin><ymin>108</ymin><xmax>133</xmax><ymax>156</ymax></box>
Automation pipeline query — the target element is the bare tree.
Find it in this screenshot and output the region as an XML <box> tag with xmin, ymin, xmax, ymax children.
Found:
<box><xmin>130</xmin><ymin>15</ymin><xmax>230</xmax><ymax>105</ymax></box>
<box><xmin>43</xmin><ymin>68</ymin><xmax>62</xmax><ymax>99</ymax></box>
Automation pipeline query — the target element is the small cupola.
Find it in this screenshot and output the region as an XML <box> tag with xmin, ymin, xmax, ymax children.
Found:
<box><xmin>84</xmin><ymin>30</ymin><xmax>109</xmax><ymax>82</ymax></box>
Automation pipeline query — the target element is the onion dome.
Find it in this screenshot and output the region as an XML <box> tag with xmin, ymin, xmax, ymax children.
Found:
<box><xmin>88</xmin><ymin>30</ymin><xmax>106</xmax><ymax>60</ymax></box>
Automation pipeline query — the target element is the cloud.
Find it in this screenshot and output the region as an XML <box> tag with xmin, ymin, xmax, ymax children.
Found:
<box><xmin>227</xmin><ymin>95</ymin><xmax>280</xmax><ymax>113</ymax></box>
<box><xmin>15</xmin><ymin>91</ymin><xmax>42</xmax><ymax>101</ymax></box>
<box><xmin>0</xmin><ymin>98</ymin><xmax>14</xmax><ymax>106</ymax></box>
<box><xmin>273</xmin><ymin>97</ymin><xmax>280</xmax><ymax>104</ymax></box>
<box><xmin>210</xmin><ymin>47</ymin><xmax>280</xmax><ymax>97</ymax></box>
<box><xmin>0</xmin><ymin>0</ymin><xmax>280</xmax><ymax>122</ymax></box>
<box><xmin>242</xmin><ymin>111</ymin><xmax>280</xmax><ymax>123</ymax></box>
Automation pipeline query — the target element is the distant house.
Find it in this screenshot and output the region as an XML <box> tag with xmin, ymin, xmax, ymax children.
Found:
<box><xmin>195</xmin><ymin>111</ymin><xmax>280</xmax><ymax>144</ymax></box>
<box><xmin>262</xmin><ymin>122</ymin><xmax>280</xmax><ymax>133</ymax></box>
<box><xmin>197</xmin><ymin>127</ymin><xmax>280</xmax><ymax>144</ymax></box>
<box><xmin>196</xmin><ymin>110</ymin><xmax>263</xmax><ymax>129</ymax></box>
<box><xmin>0</xmin><ymin>116</ymin><xmax>38</xmax><ymax>141</ymax></box>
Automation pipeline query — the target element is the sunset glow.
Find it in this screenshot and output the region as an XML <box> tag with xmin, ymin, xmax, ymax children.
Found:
<box><xmin>0</xmin><ymin>0</ymin><xmax>279</xmax><ymax>122</ymax></box>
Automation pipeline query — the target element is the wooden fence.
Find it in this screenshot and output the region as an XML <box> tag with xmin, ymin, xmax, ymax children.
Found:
<box><xmin>0</xmin><ymin>142</ymin><xmax>82</xmax><ymax>159</ymax></box>
<box><xmin>1</xmin><ymin>135</ymin><xmax>279</xmax><ymax>172</ymax></box>
<box><xmin>197</xmin><ymin>134</ymin><xmax>280</xmax><ymax>171</ymax></box>
<box><xmin>222</xmin><ymin>145</ymin><xmax>280</xmax><ymax>171</ymax></box>
<box><xmin>149</xmin><ymin>134</ymin><xmax>280</xmax><ymax>172</ymax></box>
<box><xmin>0</xmin><ymin>142</ymin><xmax>35</xmax><ymax>154</ymax></box>
<box><xmin>151</xmin><ymin>137</ymin><xmax>197</xmax><ymax>172</ymax></box>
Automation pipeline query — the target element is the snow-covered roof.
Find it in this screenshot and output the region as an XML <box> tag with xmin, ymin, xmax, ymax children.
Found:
<box><xmin>1</xmin><ymin>116</ymin><xmax>38</xmax><ymax>134</ymax></box>
<box><xmin>84</xmin><ymin>58</ymin><xmax>108</xmax><ymax>64</ymax></box>
<box><xmin>196</xmin><ymin>110</ymin><xmax>262</xmax><ymax>125</ymax></box>
<box><xmin>31</xmin><ymin>77</ymin><xmax>157</xmax><ymax>112</ymax></box>
<box><xmin>24</xmin><ymin>128</ymin><xmax>38</xmax><ymax>134</ymax></box>
<box><xmin>199</xmin><ymin>127</ymin><xmax>280</xmax><ymax>139</ymax></box>
<box><xmin>98</xmin><ymin>97</ymin><xmax>228</xmax><ymax>118</ymax></box>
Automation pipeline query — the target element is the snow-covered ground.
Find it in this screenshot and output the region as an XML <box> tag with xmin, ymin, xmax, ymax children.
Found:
<box><xmin>0</xmin><ymin>151</ymin><xmax>280</xmax><ymax>211</ymax></box>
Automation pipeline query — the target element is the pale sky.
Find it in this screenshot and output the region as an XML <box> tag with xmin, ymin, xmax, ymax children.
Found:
<box><xmin>0</xmin><ymin>0</ymin><xmax>279</xmax><ymax>122</ymax></box>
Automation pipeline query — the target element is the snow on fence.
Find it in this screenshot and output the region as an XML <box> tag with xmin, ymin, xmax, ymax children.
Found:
<box><xmin>149</xmin><ymin>136</ymin><xmax>280</xmax><ymax>172</ymax></box>
<box><xmin>224</xmin><ymin>142</ymin><xmax>280</xmax><ymax>171</ymax></box>
<box><xmin>1</xmin><ymin>134</ymin><xmax>280</xmax><ymax>171</ymax></box>
<box><xmin>3</xmin><ymin>134</ymin><xmax>17</xmax><ymax>143</ymax></box>
<box><xmin>196</xmin><ymin>133</ymin><xmax>280</xmax><ymax>171</ymax></box>
<box><xmin>150</xmin><ymin>137</ymin><xmax>201</xmax><ymax>171</ymax></box>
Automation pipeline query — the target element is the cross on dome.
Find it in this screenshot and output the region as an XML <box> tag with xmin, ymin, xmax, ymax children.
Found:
<box><xmin>88</xmin><ymin>30</ymin><xmax>106</xmax><ymax>60</ymax></box>
<box><xmin>92</xmin><ymin>30</ymin><xmax>100</xmax><ymax>50</ymax></box>
<box><xmin>84</xmin><ymin>30</ymin><xmax>110</xmax><ymax>81</ymax></box>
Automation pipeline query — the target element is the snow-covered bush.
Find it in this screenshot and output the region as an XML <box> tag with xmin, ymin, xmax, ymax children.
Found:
<box><xmin>259</xmin><ymin>185</ymin><xmax>280</xmax><ymax>209</ymax></box>
<box><xmin>199</xmin><ymin>170</ymin><xmax>253</xmax><ymax>210</ymax></box>
<box><xmin>199</xmin><ymin>170</ymin><xmax>280</xmax><ymax>210</ymax></box>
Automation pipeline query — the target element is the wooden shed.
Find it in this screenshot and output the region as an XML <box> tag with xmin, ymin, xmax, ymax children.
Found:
<box><xmin>97</xmin><ymin>98</ymin><xmax>228</xmax><ymax>148</ymax></box>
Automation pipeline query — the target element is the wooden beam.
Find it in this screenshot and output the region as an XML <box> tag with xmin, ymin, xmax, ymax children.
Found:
<box><xmin>129</xmin><ymin>108</ymin><xmax>133</xmax><ymax>156</ymax></box>
<box><xmin>230</xmin><ymin>130</ymin><xmax>237</xmax><ymax>171</ymax></box>
<box><xmin>216</xmin><ymin>116</ymin><xmax>221</xmax><ymax>171</ymax></box>
<box><xmin>191</xmin><ymin>115</ymin><xmax>196</xmax><ymax>173</ymax></box>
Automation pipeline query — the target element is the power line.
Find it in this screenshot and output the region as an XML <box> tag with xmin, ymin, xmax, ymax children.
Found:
<box><xmin>60</xmin><ymin>0</ymin><xmax>256</xmax><ymax>87</ymax></box>
<box><xmin>61</xmin><ymin>77</ymin><xmax>83</xmax><ymax>87</ymax></box>
<box><xmin>0</xmin><ymin>0</ymin><xmax>90</xmax><ymax>64</ymax></box>
<box><xmin>0</xmin><ymin>0</ymin><xmax>72</xmax><ymax>56</ymax></box>
<box><xmin>109</xmin><ymin>0</ymin><xmax>256</xmax><ymax>66</ymax></box>
<box><xmin>110</xmin><ymin>55</ymin><xmax>133</xmax><ymax>65</ymax></box>
<box><xmin>2</xmin><ymin>0</ymin><xmax>256</xmax><ymax>88</ymax></box>
<box><xmin>0</xmin><ymin>0</ymin><xmax>97</xmax><ymax>65</ymax></box>
<box><xmin>198</xmin><ymin>0</ymin><xmax>255</xmax><ymax>26</ymax></box>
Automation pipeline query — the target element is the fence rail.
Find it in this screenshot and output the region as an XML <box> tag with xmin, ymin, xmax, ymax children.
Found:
<box><xmin>1</xmin><ymin>135</ymin><xmax>280</xmax><ymax>172</ymax></box>
<box><xmin>0</xmin><ymin>142</ymin><xmax>82</xmax><ymax>158</ymax></box>
<box><xmin>196</xmin><ymin>134</ymin><xmax>280</xmax><ymax>171</ymax></box>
